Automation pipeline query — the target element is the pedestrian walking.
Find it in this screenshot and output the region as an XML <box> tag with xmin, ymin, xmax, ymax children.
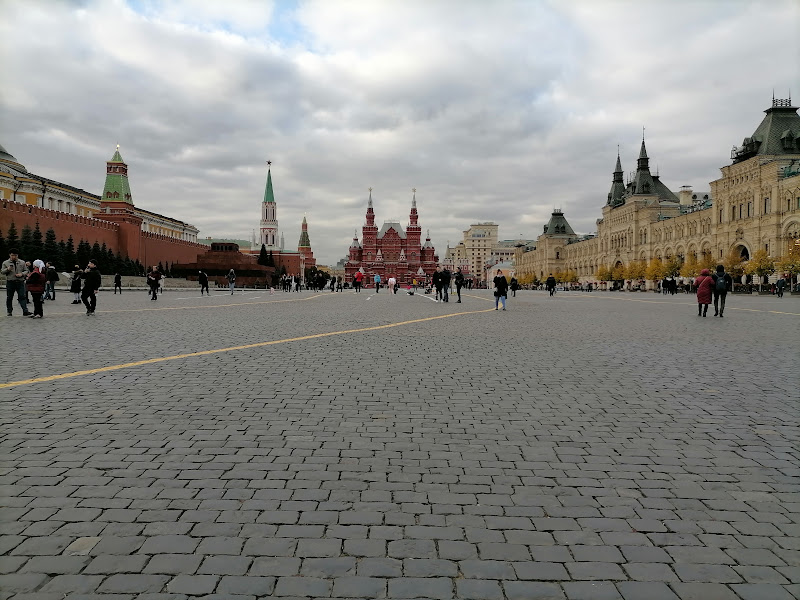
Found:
<box><xmin>44</xmin><ymin>262</ymin><xmax>59</xmax><ymax>300</ymax></box>
<box><xmin>114</xmin><ymin>272</ymin><xmax>122</xmax><ymax>294</ymax></box>
<box><xmin>354</xmin><ymin>271</ymin><xmax>363</xmax><ymax>293</ymax></box>
<box><xmin>226</xmin><ymin>269</ymin><xmax>236</xmax><ymax>294</ymax></box>
<box><xmin>81</xmin><ymin>259</ymin><xmax>101</xmax><ymax>315</ymax></box>
<box><xmin>546</xmin><ymin>273</ymin><xmax>556</xmax><ymax>296</ymax></box>
<box><xmin>711</xmin><ymin>264</ymin><xmax>732</xmax><ymax>317</ymax></box>
<box><xmin>373</xmin><ymin>273</ymin><xmax>381</xmax><ymax>293</ymax></box>
<box><xmin>26</xmin><ymin>260</ymin><xmax>46</xmax><ymax>318</ymax></box>
<box><xmin>695</xmin><ymin>268</ymin><xmax>713</xmax><ymax>317</ymax></box>
<box><xmin>493</xmin><ymin>269</ymin><xmax>509</xmax><ymax>310</ymax></box>
<box><xmin>198</xmin><ymin>270</ymin><xmax>209</xmax><ymax>295</ymax></box>
<box><xmin>510</xmin><ymin>276</ymin><xmax>518</xmax><ymax>297</ymax></box>
<box><xmin>432</xmin><ymin>267</ymin><xmax>443</xmax><ymax>301</ymax></box>
<box><xmin>441</xmin><ymin>267</ymin><xmax>451</xmax><ymax>302</ymax></box>
<box><xmin>70</xmin><ymin>265</ymin><xmax>82</xmax><ymax>303</ymax></box>
<box><xmin>454</xmin><ymin>267</ymin><xmax>464</xmax><ymax>303</ymax></box>
<box><xmin>776</xmin><ymin>274</ymin><xmax>786</xmax><ymax>298</ymax></box>
<box><xmin>147</xmin><ymin>266</ymin><xmax>162</xmax><ymax>301</ymax></box>
<box><xmin>3</xmin><ymin>248</ymin><xmax>31</xmax><ymax>317</ymax></box>
<box><xmin>388</xmin><ymin>276</ymin><xmax>396</xmax><ymax>294</ymax></box>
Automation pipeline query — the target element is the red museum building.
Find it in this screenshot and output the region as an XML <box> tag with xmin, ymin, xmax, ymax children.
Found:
<box><xmin>345</xmin><ymin>190</ymin><xmax>438</xmax><ymax>285</ymax></box>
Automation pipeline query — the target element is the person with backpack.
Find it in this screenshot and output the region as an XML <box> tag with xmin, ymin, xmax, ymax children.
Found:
<box><xmin>226</xmin><ymin>268</ymin><xmax>236</xmax><ymax>294</ymax></box>
<box><xmin>454</xmin><ymin>267</ymin><xmax>465</xmax><ymax>303</ymax></box>
<box><xmin>776</xmin><ymin>274</ymin><xmax>786</xmax><ymax>298</ymax></box>
<box><xmin>694</xmin><ymin>268</ymin><xmax>714</xmax><ymax>317</ymax></box>
<box><xmin>198</xmin><ymin>271</ymin><xmax>209</xmax><ymax>295</ymax></box>
<box><xmin>26</xmin><ymin>260</ymin><xmax>47</xmax><ymax>318</ymax></box>
<box><xmin>712</xmin><ymin>264</ymin><xmax>733</xmax><ymax>317</ymax></box>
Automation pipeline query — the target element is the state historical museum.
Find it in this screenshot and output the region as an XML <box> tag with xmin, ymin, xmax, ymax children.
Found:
<box><xmin>345</xmin><ymin>190</ymin><xmax>438</xmax><ymax>285</ymax></box>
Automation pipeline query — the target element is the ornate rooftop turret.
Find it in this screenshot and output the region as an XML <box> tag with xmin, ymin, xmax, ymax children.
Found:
<box><xmin>632</xmin><ymin>136</ymin><xmax>656</xmax><ymax>196</ymax></box>
<box><xmin>542</xmin><ymin>210</ymin><xmax>576</xmax><ymax>237</ymax></box>
<box><xmin>731</xmin><ymin>95</ymin><xmax>800</xmax><ymax>163</ymax></box>
<box><xmin>102</xmin><ymin>145</ymin><xmax>133</xmax><ymax>204</ymax></box>
<box><xmin>607</xmin><ymin>151</ymin><xmax>626</xmax><ymax>206</ymax></box>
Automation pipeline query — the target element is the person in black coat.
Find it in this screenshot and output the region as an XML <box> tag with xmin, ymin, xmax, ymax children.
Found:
<box><xmin>70</xmin><ymin>265</ymin><xmax>83</xmax><ymax>304</ymax></box>
<box><xmin>454</xmin><ymin>267</ymin><xmax>465</xmax><ymax>303</ymax></box>
<box><xmin>493</xmin><ymin>269</ymin><xmax>509</xmax><ymax>310</ymax></box>
<box><xmin>81</xmin><ymin>260</ymin><xmax>101</xmax><ymax>315</ymax></box>
<box><xmin>198</xmin><ymin>271</ymin><xmax>209</xmax><ymax>295</ymax></box>
<box><xmin>432</xmin><ymin>267</ymin><xmax>443</xmax><ymax>302</ymax></box>
<box><xmin>546</xmin><ymin>273</ymin><xmax>557</xmax><ymax>296</ymax></box>
<box><xmin>441</xmin><ymin>268</ymin><xmax>451</xmax><ymax>302</ymax></box>
<box><xmin>114</xmin><ymin>272</ymin><xmax>122</xmax><ymax>294</ymax></box>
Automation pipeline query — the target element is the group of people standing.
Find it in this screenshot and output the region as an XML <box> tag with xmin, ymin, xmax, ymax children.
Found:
<box><xmin>3</xmin><ymin>248</ymin><xmax>100</xmax><ymax>318</ymax></box>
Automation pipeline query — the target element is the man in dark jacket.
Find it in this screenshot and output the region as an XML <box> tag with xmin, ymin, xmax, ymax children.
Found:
<box><xmin>81</xmin><ymin>259</ymin><xmax>101</xmax><ymax>315</ymax></box>
<box><xmin>44</xmin><ymin>262</ymin><xmax>60</xmax><ymax>300</ymax></box>
<box><xmin>432</xmin><ymin>267</ymin><xmax>443</xmax><ymax>302</ymax></box>
<box><xmin>198</xmin><ymin>271</ymin><xmax>209</xmax><ymax>295</ymax></box>
<box><xmin>113</xmin><ymin>272</ymin><xmax>122</xmax><ymax>294</ymax></box>
<box><xmin>546</xmin><ymin>274</ymin><xmax>557</xmax><ymax>296</ymax></box>
<box><xmin>711</xmin><ymin>264</ymin><xmax>733</xmax><ymax>317</ymax></box>
<box><xmin>454</xmin><ymin>267</ymin><xmax>465</xmax><ymax>303</ymax></box>
<box><xmin>441</xmin><ymin>268</ymin><xmax>451</xmax><ymax>302</ymax></box>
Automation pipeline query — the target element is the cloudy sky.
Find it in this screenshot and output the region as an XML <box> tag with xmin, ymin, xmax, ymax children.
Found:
<box><xmin>2</xmin><ymin>0</ymin><xmax>798</xmax><ymax>264</ymax></box>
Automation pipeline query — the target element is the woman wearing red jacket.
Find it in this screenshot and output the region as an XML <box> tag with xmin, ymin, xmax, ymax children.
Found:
<box><xmin>26</xmin><ymin>259</ymin><xmax>47</xmax><ymax>318</ymax></box>
<box><xmin>694</xmin><ymin>268</ymin><xmax>714</xmax><ymax>317</ymax></box>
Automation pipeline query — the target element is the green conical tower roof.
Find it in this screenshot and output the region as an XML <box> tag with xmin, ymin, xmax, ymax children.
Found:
<box><xmin>298</xmin><ymin>216</ymin><xmax>311</xmax><ymax>248</ymax></box>
<box><xmin>102</xmin><ymin>146</ymin><xmax>133</xmax><ymax>204</ymax></box>
<box><xmin>263</xmin><ymin>168</ymin><xmax>275</xmax><ymax>203</ymax></box>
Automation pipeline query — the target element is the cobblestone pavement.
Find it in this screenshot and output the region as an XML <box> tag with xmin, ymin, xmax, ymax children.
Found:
<box><xmin>1</xmin><ymin>287</ymin><xmax>798</xmax><ymax>600</ymax></box>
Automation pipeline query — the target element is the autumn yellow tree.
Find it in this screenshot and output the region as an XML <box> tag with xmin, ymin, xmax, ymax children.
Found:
<box><xmin>776</xmin><ymin>243</ymin><xmax>800</xmax><ymax>282</ymax></box>
<box><xmin>698</xmin><ymin>251</ymin><xmax>717</xmax><ymax>272</ymax></box>
<box><xmin>744</xmin><ymin>249</ymin><xmax>775</xmax><ymax>290</ymax></box>
<box><xmin>723</xmin><ymin>249</ymin><xmax>746</xmax><ymax>279</ymax></box>
<box><xmin>625</xmin><ymin>260</ymin><xmax>646</xmax><ymax>281</ymax></box>
<box><xmin>611</xmin><ymin>263</ymin><xmax>625</xmax><ymax>282</ymax></box>
<box><xmin>645</xmin><ymin>258</ymin><xmax>665</xmax><ymax>282</ymax></box>
<box><xmin>663</xmin><ymin>256</ymin><xmax>682</xmax><ymax>277</ymax></box>
<box><xmin>680</xmin><ymin>254</ymin><xmax>699</xmax><ymax>278</ymax></box>
<box><xmin>563</xmin><ymin>270</ymin><xmax>578</xmax><ymax>283</ymax></box>
<box><xmin>596</xmin><ymin>265</ymin><xmax>613</xmax><ymax>282</ymax></box>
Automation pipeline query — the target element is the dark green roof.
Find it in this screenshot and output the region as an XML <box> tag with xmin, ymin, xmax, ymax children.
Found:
<box><xmin>102</xmin><ymin>148</ymin><xmax>132</xmax><ymax>204</ymax></box>
<box><xmin>263</xmin><ymin>168</ymin><xmax>275</xmax><ymax>203</ymax></box>
<box><xmin>542</xmin><ymin>210</ymin><xmax>575</xmax><ymax>236</ymax></box>
<box><xmin>733</xmin><ymin>99</ymin><xmax>800</xmax><ymax>163</ymax></box>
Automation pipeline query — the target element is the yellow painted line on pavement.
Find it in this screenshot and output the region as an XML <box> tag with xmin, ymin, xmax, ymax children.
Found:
<box><xmin>45</xmin><ymin>293</ymin><xmax>324</xmax><ymax>316</ymax></box>
<box><xmin>0</xmin><ymin>308</ymin><xmax>496</xmax><ymax>389</ymax></box>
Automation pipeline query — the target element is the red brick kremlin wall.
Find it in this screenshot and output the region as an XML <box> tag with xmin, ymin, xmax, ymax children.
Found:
<box><xmin>1</xmin><ymin>200</ymin><xmax>205</xmax><ymax>267</ymax></box>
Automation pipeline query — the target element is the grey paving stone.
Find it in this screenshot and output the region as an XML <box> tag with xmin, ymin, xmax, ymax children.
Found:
<box><xmin>388</xmin><ymin>577</ymin><xmax>453</xmax><ymax>599</ymax></box>
<box><xmin>84</xmin><ymin>555</ymin><xmax>150</xmax><ymax>574</ymax></box>
<box><xmin>300</xmin><ymin>557</ymin><xmax>356</xmax><ymax>577</ymax></box>
<box><xmin>387</xmin><ymin>539</ymin><xmax>437</xmax><ymax>559</ymax></box>
<box><xmin>729</xmin><ymin>583</ymin><xmax>796</xmax><ymax>599</ymax></box>
<box><xmin>216</xmin><ymin>575</ymin><xmax>276</xmax><ymax>595</ymax></box>
<box><xmin>249</xmin><ymin>557</ymin><xmax>301</xmax><ymax>577</ymax></box>
<box><xmin>20</xmin><ymin>556</ymin><xmax>89</xmax><ymax>574</ymax></box>
<box><xmin>669</xmin><ymin>582</ymin><xmax>740</xmax><ymax>600</ymax></box>
<box><xmin>331</xmin><ymin>576</ymin><xmax>387</xmax><ymax>598</ymax></box>
<box><xmin>616</xmin><ymin>581</ymin><xmax>680</xmax><ymax>599</ymax></box>
<box><xmin>673</xmin><ymin>564</ymin><xmax>743</xmax><ymax>583</ymax></box>
<box><xmin>138</xmin><ymin>536</ymin><xmax>199</xmax><ymax>555</ymax></box>
<box><xmin>566</xmin><ymin>562</ymin><xmax>627</xmax><ymax>580</ymax></box>
<box><xmin>143</xmin><ymin>554</ymin><xmax>203</xmax><ymax>575</ymax></box>
<box><xmin>503</xmin><ymin>581</ymin><xmax>566</xmax><ymax>599</ymax></box>
<box><xmin>166</xmin><ymin>574</ymin><xmax>219</xmax><ymax>595</ymax></box>
<box><xmin>273</xmin><ymin>576</ymin><xmax>332</xmax><ymax>597</ymax></box>
<box><xmin>459</xmin><ymin>559</ymin><xmax>516</xmax><ymax>579</ymax></box>
<box><xmin>197</xmin><ymin>555</ymin><xmax>252</xmax><ymax>576</ymax></box>
<box><xmin>97</xmin><ymin>574</ymin><xmax>170</xmax><ymax>593</ymax></box>
<box><xmin>295</xmin><ymin>538</ymin><xmax>342</xmax><ymax>557</ymax></box>
<box><xmin>513</xmin><ymin>561</ymin><xmax>570</xmax><ymax>580</ymax></box>
<box><xmin>622</xmin><ymin>562</ymin><xmax>679</xmax><ymax>582</ymax></box>
<box><xmin>456</xmin><ymin>579</ymin><xmax>504</xmax><ymax>600</ymax></box>
<box><xmin>38</xmin><ymin>574</ymin><xmax>104</xmax><ymax>593</ymax></box>
<box><xmin>562</xmin><ymin>581</ymin><xmax>623</xmax><ymax>599</ymax></box>
<box><xmin>0</xmin><ymin>573</ymin><xmax>49</xmax><ymax>593</ymax></box>
<box><xmin>403</xmin><ymin>558</ymin><xmax>457</xmax><ymax>577</ymax></box>
<box><xmin>357</xmin><ymin>558</ymin><xmax>402</xmax><ymax>578</ymax></box>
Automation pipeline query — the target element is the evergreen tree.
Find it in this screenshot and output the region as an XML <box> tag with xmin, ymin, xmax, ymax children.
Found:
<box><xmin>258</xmin><ymin>244</ymin><xmax>269</xmax><ymax>266</ymax></box>
<box><xmin>43</xmin><ymin>228</ymin><xmax>61</xmax><ymax>269</ymax></box>
<box><xmin>267</xmin><ymin>250</ymin><xmax>275</xmax><ymax>267</ymax></box>
<box><xmin>0</xmin><ymin>230</ymin><xmax>6</xmax><ymax>261</ymax></box>
<box><xmin>58</xmin><ymin>240</ymin><xmax>67</xmax><ymax>269</ymax></box>
<box><xmin>76</xmin><ymin>239</ymin><xmax>91</xmax><ymax>267</ymax></box>
<box><xmin>134</xmin><ymin>259</ymin><xmax>143</xmax><ymax>276</ymax></box>
<box><xmin>91</xmin><ymin>241</ymin><xmax>102</xmax><ymax>266</ymax></box>
<box><xmin>30</xmin><ymin>222</ymin><xmax>45</xmax><ymax>260</ymax></box>
<box><xmin>6</xmin><ymin>221</ymin><xmax>19</xmax><ymax>251</ymax></box>
<box><xmin>64</xmin><ymin>236</ymin><xmax>77</xmax><ymax>270</ymax></box>
<box><xmin>19</xmin><ymin>224</ymin><xmax>33</xmax><ymax>260</ymax></box>
<box><xmin>158</xmin><ymin>260</ymin><xmax>164</xmax><ymax>274</ymax></box>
